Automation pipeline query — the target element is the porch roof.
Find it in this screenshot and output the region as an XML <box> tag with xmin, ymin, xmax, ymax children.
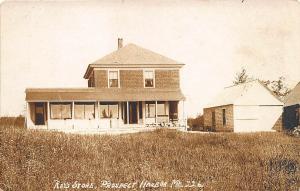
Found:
<box><xmin>25</xmin><ymin>88</ymin><xmax>185</xmax><ymax>102</ymax></box>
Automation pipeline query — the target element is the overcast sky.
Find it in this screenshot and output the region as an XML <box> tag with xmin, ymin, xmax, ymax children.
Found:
<box><xmin>1</xmin><ymin>0</ymin><xmax>300</xmax><ymax>117</ymax></box>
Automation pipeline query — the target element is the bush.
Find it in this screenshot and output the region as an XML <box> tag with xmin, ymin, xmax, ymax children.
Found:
<box><xmin>0</xmin><ymin>116</ymin><xmax>25</xmax><ymax>129</ymax></box>
<box><xmin>187</xmin><ymin>114</ymin><xmax>204</xmax><ymax>131</ymax></box>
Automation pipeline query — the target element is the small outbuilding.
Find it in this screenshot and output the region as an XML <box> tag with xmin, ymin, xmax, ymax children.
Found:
<box><xmin>203</xmin><ymin>80</ymin><xmax>283</xmax><ymax>132</ymax></box>
<box><xmin>283</xmin><ymin>82</ymin><xmax>300</xmax><ymax>130</ymax></box>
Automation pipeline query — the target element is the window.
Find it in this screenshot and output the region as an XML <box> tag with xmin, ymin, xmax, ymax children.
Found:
<box><xmin>50</xmin><ymin>102</ymin><xmax>72</xmax><ymax>119</ymax></box>
<box><xmin>296</xmin><ymin>108</ymin><xmax>300</xmax><ymax>125</ymax></box>
<box><xmin>88</xmin><ymin>77</ymin><xmax>95</xmax><ymax>87</ymax></box>
<box><xmin>157</xmin><ymin>101</ymin><xmax>167</xmax><ymax>116</ymax></box>
<box><xmin>145</xmin><ymin>101</ymin><xmax>155</xmax><ymax>118</ymax></box>
<box><xmin>109</xmin><ymin>71</ymin><xmax>119</xmax><ymax>88</ymax></box>
<box><xmin>222</xmin><ymin>109</ymin><xmax>226</xmax><ymax>126</ymax></box>
<box><xmin>100</xmin><ymin>102</ymin><xmax>119</xmax><ymax>118</ymax></box>
<box><xmin>74</xmin><ymin>102</ymin><xmax>95</xmax><ymax>119</ymax></box>
<box><xmin>144</xmin><ymin>70</ymin><xmax>154</xmax><ymax>87</ymax></box>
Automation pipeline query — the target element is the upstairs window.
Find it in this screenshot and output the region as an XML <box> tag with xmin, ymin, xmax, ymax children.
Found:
<box><xmin>88</xmin><ymin>77</ymin><xmax>95</xmax><ymax>87</ymax></box>
<box><xmin>144</xmin><ymin>70</ymin><xmax>154</xmax><ymax>88</ymax></box>
<box><xmin>109</xmin><ymin>70</ymin><xmax>119</xmax><ymax>88</ymax></box>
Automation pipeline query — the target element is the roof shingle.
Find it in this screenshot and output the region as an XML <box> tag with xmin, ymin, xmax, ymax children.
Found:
<box><xmin>84</xmin><ymin>43</ymin><xmax>184</xmax><ymax>78</ymax></box>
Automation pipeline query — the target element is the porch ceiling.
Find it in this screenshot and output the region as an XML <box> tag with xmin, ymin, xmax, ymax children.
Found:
<box><xmin>25</xmin><ymin>88</ymin><xmax>185</xmax><ymax>102</ymax></box>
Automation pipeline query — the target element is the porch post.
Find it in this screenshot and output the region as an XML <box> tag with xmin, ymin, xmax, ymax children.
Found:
<box><xmin>142</xmin><ymin>101</ymin><xmax>146</xmax><ymax>126</ymax></box>
<box><xmin>72</xmin><ymin>101</ymin><xmax>75</xmax><ymax>129</ymax></box>
<box><xmin>25</xmin><ymin>102</ymin><xmax>29</xmax><ymax>128</ymax></box>
<box><xmin>183</xmin><ymin>100</ymin><xmax>186</xmax><ymax>130</ymax></box>
<box><xmin>118</xmin><ymin>102</ymin><xmax>121</xmax><ymax>128</ymax></box>
<box><xmin>97</xmin><ymin>101</ymin><xmax>100</xmax><ymax>128</ymax></box>
<box><xmin>47</xmin><ymin>102</ymin><xmax>50</xmax><ymax>130</ymax></box>
<box><xmin>127</xmin><ymin>101</ymin><xmax>129</xmax><ymax>125</ymax></box>
<box><xmin>166</xmin><ymin>101</ymin><xmax>169</xmax><ymax>123</ymax></box>
<box><xmin>122</xmin><ymin>102</ymin><xmax>124</xmax><ymax>121</ymax></box>
<box><xmin>137</xmin><ymin>101</ymin><xmax>139</xmax><ymax>125</ymax></box>
<box><xmin>155</xmin><ymin>101</ymin><xmax>157</xmax><ymax>123</ymax></box>
<box><xmin>25</xmin><ymin>102</ymin><xmax>28</xmax><ymax>128</ymax></box>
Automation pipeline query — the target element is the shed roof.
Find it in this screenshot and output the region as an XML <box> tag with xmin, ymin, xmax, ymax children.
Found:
<box><xmin>25</xmin><ymin>88</ymin><xmax>185</xmax><ymax>102</ymax></box>
<box><xmin>284</xmin><ymin>82</ymin><xmax>300</xmax><ymax>107</ymax></box>
<box><xmin>84</xmin><ymin>43</ymin><xmax>184</xmax><ymax>78</ymax></box>
<box><xmin>205</xmin><ymin>80</ymin><xmax>283</xmax><ymax>108</ymax></box>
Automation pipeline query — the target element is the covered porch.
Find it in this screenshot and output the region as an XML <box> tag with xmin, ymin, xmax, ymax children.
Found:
<box><xmin>26</xmin><ymin>100</ymin><xmax>184</xmax><ymax>130</ymax></box>
<box><xmin>25</xmin><ymin>88</ymin><xmax>186</xmax><ymax>131</ymax></box>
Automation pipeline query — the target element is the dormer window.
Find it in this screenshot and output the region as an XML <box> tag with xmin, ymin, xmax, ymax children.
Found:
<box><xmin>144</xmin><ymin>70</ymin><xmax>155</xmax><ymax>88</ymax></box>
<box><xmin>108</xmin><ymin>70</ymin><xmax>119</xmax><ymax>88</ymax></box>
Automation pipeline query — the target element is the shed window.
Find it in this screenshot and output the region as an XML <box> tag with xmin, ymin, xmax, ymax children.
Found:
<box><xmin>145</xmin><ymin>101</ymin><xmax>155</xmax><ymax>118</ymax></box>
<box><xmin>144</xmin><ymin>70</ymin><xmax>154</xmax><ymax>87</ymax></box>
<box><xmin>100</xmin><ymin>102</ymin><xmax>119</xmax><ymax>118</ymax></box>
<box><xmin>50</xmin><ymin>102</ymin><xmax>72</xmax><ymax>119</ymax></box>
<box><xmin>222</xmin><ymin>109</ymin><xmax>226</xmax><ymax>126</ymax></box>
<box><xmin>74</xmin><ymin>102</ymin><xmax>95</xmax><ymax>119</ymax></box>
<box><xmin>109</xmin><ymin>71</ymin><xmax>119</xmax><ymax>88</ymax></box>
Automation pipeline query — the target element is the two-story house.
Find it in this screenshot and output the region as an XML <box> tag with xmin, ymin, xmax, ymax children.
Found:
<box><xmin>25</xmin><ymin>39</ymin><xmax>186</xmax><ymax>131</ymax></box>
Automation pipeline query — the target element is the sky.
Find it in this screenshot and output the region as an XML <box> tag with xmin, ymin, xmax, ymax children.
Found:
<box><xmin>0</xmin><ymin>0</ymin><xmax>300</xmax><ymax>117</ymax></box>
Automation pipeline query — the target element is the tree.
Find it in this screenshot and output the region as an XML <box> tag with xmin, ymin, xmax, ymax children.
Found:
<box><xmin>187</xmin><ymin>114</ymin><xmax>204</xmax><ymax>131</ymax></box>
<box><xmin>233</xmin><ymin>68</ymin><xmax>251</xmax><ymax>85</ymax></box>
<box><xmin>262</xmin><ymin>76</ymin><xmax>291</xmax><ymax>100</ymax></box>
<box><xmin>233</xmin><ymin>68</ymin><xmax>291</xmax><ymax>100</ymax></box>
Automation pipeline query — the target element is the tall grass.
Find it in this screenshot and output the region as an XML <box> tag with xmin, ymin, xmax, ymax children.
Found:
<box><xmin>0</xmin><ymin>125</ymin><xmax>299</xmax><ymax>190</ymax></box>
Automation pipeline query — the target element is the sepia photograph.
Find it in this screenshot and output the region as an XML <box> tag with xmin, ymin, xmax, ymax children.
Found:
<box><xmin>0</xmin><ymin>0</ymin><xmax>299</xmax><ymax>190</ymax></box>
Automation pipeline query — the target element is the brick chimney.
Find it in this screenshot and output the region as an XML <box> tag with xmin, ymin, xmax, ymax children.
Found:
<box><xmin>118</xmin><ymin>38</ymin><xmax>123</xmax><ymax>49</ymax></box>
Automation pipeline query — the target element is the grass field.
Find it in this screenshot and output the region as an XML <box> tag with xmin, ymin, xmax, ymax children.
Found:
<box><xmin>0</xmin><ymin>118</ymin><xmax>299</xmax><ymax>190</ymax></box>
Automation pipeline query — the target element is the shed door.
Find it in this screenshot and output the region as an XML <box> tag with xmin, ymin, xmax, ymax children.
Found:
<box><xmin>212</xmin><ymin>111</ymin><xmax>216</xmax><ymax>128</ymax></box>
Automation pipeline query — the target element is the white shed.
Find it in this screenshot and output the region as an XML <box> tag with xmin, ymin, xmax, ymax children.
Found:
<box><xmin>203</xmin><ymin>80</ymin><xmax>283</xmax><ymax>132</ymax></box>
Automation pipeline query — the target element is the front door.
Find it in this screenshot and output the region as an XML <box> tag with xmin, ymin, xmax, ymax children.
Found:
<box><xmin>169</xmin><ymin>101</ymin><xmax>178</xmax><ymax>122</ymax></box>
<box><xmin>35</xmin><ymin>102</ymin><xmax>45</xmax><ymax>125</ymax></box>
<box><xmin>129</xmin><ymin>102</ymin><xmax>138</xmax><ymax>124</ymax></box>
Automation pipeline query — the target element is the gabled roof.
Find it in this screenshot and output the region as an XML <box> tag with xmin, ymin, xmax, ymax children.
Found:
<box><xmin>205</xmin><ymin>80</ymin><xmax>283</xmax><ymax>108</ymax></box>
<box><xmin>284</xmin><ymin>82</ymin><xmax>300</xmax><ymax>107</ymax></box>
<box><xmin>84</xmin><ymin>43</ymin><xmax>184</xmax><ymax>79</ymax></box>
